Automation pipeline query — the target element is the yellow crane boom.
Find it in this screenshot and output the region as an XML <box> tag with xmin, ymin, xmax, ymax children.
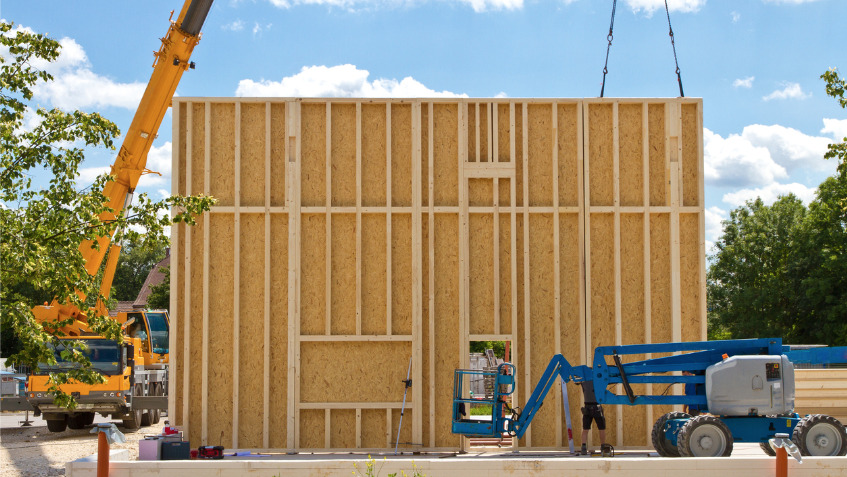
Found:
<box><xmin>35</xmin><ymin>0</ymin><xmax>213</xmax><ymax>328</ymax></box>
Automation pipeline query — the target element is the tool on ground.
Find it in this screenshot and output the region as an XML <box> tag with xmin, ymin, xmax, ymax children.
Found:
<box><xmin>394</xmin><ymin>357</ymin><xmax>413</xmax><ymax>455</ymax></box>
<box><xmin>198</xmin><ymin>446</ymin><xmax>224</xmax><ymax>459</ymax></box>
<box><xmin>600</xmin><ymin>443</ymin><xmax>614</xmax><ymax>458</ymax></box>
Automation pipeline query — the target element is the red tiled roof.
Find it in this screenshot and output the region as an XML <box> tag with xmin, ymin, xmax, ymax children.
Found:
<box><xmin>133</xmin><ymin>249</ymin><xmax>169</xmax><ymax>308</ymax></box>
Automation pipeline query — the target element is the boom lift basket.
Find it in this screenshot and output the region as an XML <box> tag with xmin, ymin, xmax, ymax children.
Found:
<box><xmin>451</xmin><ymin>363</ymin><xmax>515</xmax><ymax>438</ymax></box>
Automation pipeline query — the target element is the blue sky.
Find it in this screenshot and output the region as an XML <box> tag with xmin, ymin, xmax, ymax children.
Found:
<box><xmin>3</xmin><ymin>0</ymin><xmax>846</xmax><ymax>250</ymax></box>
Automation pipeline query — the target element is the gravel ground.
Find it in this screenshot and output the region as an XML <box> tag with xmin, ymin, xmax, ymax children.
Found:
<box><xmin>1</xmin><ymin>414</ymin><xmax>165</xmax><ymax>477</ymax></box>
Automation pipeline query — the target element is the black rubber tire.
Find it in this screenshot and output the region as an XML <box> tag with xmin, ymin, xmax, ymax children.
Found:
<box><xmin>150</xmin><ymin>383</ymin><xmax>162</xmax><ymax>425</ymax></box>
<box><xmin>677</xmin><ymin>415</ymin><xmax>734</xmax><ymax>457</ymax></box>
<box><xmin>651</xmin><ymin>411</ymin><xmax>690</xmax><ymax>457</ymax></box>
<box><xmin>123</xmin><ymin>384</ymin><xmax>144</xmax><ymax>431</ymax></box>
<box><xmin>46</xmin><ymin>417</ymin><xmax>68</xmax><ymax>433</ymax></box>
<box><xmin>792</xmin><ymin>414</ymin><xmax>847</xmax><ymax>456</ymax></box>
<box><xmin>67</xmin><ymin>413</ymin><xmax>93</xmax><ymax>430</ymax></box>
<box><xmin>760</xmin><ymin>441</ymin><xmax>777</xmax><ymax>456</ymax></box>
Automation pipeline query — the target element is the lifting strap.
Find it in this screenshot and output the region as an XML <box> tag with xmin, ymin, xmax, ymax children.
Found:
<box><xmin>664</xmin><ymin>0</ymin><xmax>685</xmax><ymax>97</ymax></box>
<box><xmin>599</xmin><ymin>0</ymin><xmax>617</xmax><ymax>98</ymax></box>
<box><xmin>599</xmin><ymin>0</ymin><xmax>686</xmax><ymax>98</ymax></box>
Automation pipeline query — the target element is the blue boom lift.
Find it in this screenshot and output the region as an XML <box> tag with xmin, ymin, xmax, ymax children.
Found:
<box><xmin>452</xmin><ymin>338</ymin><xmax>847</xmax><ymax>457</ymax></box>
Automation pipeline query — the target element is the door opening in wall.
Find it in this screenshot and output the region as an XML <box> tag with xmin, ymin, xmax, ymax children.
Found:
<box><xmin>466</xmin><ymin>340</ymin><xmax>514</xmax><ymax>448</ymax></box>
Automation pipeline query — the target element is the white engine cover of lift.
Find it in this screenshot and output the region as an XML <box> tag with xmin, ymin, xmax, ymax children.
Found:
<box><xmin>705</xmin><ymin>354</ymin><xmax>795</xmax><ymax>417</ymax></box>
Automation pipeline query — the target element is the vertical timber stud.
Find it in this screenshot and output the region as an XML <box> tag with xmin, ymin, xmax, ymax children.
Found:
<box><xmin>232</xmin><ymin>101</ymin><xmax>241</xmax><ymax>449</ymax></box>
<box><xmin>182</xmin><ymin>102</ymin><xmax>193</xmax><ymax>438</ymax></box>
<box><xmin>509</xmin><ymin>101</ymin><xmax>518</xmax><ymax>451</ymax></box>
<box><xmin>668</xmin><ymin>101</ymin><xmax>683</xmax><ymax>409</ymax></box>
<box><xmin>582</xmin><ymin>102</ymin><xmax>592</xmax><ymax>374</ymax></box>
<box><xmin>385</xmin><ymin>103</ymin><xmax>392</xmax><ymax>336</ymax></box>
<box><xmin>642</xmin><ymin>102</ymin><xmax>653</xmax><ymax>442</ymax></box>
<box><xmin>202</xmin><ymin>101</ymin><xmax>211</xmax><ymax>444</ymax></box>
<box><xmin>170</xmin><ymin>100</ymin><xmax>181</xmax><ymax>429</ymax></box>
<box><xmin>457</xmin><ymin>100</ymin><xmax>469</xmax><ymax>452</ymax></box>
<box><xmin>411</xmin><ymin>101</ymin><xmax>424</xmax><ymax>445</ymax></box>
<box><xmin>263</xmin><ymin>101</ymin><xmax>272</xmax><ymax>448</ymax></box>
<box><xmin>357</xmin><ymin>102</ymin><xmax>363</xmax><ymax>337</ymax></box>
<box><xmin>286</xmin><ymin>100</ymin><xmax>301</xmax><ymax>450</ymax></box>
<box><xmin>493</xmin><ymin>103</ymin><xmax>501</xmax><ymax>337</ymax></box>
<box><xmin>427</xmin><ymin>102</ymin><xmax>436</xmax><ymax>449</ymax></box>
<box><xmin>577</xmin><ymin>101</ymin><xmax>586</xmax><ymax>383</ymax></box>
<box><xmin>697</xmin><ymin>102</ymin><xmax>707</xmax><ymax>341</ymax></box>
<box><xmin>521</xmin><ymin>102</ymin><xmax>531</xmax><ymax>447</ymax></box>
<box><xmin>552</xmin><ymin>101</ymin><xmax>562</xmax><ymax>447</ymax></box>
<box><xmin>612</xmin><ymin>101</ymin><xmax>623</xmax><ymax>447</ymax></box>
<box><xmin>326</xmin><ymin>102</ymin><xmax>332</xmax><ymax>336</ymax></box>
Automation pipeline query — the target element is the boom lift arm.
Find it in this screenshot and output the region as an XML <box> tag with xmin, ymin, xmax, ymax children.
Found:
<box><xmin>452</xmin><ymin>338</ymin><xmax>847</xmax><ymax>451</ymax></box>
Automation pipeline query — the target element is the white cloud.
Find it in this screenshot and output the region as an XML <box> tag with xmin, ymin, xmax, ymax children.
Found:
<box><xmin>266</xmin><ymin>0</ymin><xmax>522</xmax><ymax>12</ymax></box>
<box><xmin>23</xmin><ymin>34</ymin><xmax>145</xmax><ymax>111</ymax></box>
<box><xmin>733</xmin><ymin>76</ymin><xmax>754</xmax><ymax>88</ymax></box>
<box><xmin>236</xmin><ymin>64</ymin><xmax>467</xmax><ymax>98</ymax></box>
<box><xmin>704</xmin><ymin>124</ymin><xmax>833</xmax><ymax>188</ymax></box>
<box><xmin>730</xmin><ymin>11</ymin><xmax>740</xmax><ymax>22</ymax></box>
<box><xmin>722</xmin><ymin>182</ymin><xmax>817</xmax><ymax>207</ymax></box>
<box><xmin>222</xmin><ymin>20</ymin><xmax>246</xmax><ymax>31</ymax></box>
<box><xmin>741</xmin><ymin>124</ymin><xmax>832</xmax><ymax>172</ymax></box>
<box><xmin>623</xmin><ymin>0</ymin><xmax>705</xmax><ymax>15</ymax></box>
<box><xmin>704</xmin><ymin>127</ymin><xmax>786</xmax><ymax>187</ymax></box>
<box><xmin>136</xmin><ymin>142</ymin><xmax>173</xmax><ymax>189</ymax></box>
<box><xmin>78</xmin><ymin>166</ymin><xmax>110</xmax><ymax>185</ymax></box>
<box><xmin>762</xmin><ymin>83</ymin><xmax>810</xmax><ymax>101</ymax></box>
<box><xmin>705</xmin><ymin>206</ymin><xmax>727</xmax><ymax>254</ymax></box>
<box><xmin>821</xmin><ymin>118</ymin><xmax>847</xmax><ymax>141</ymax></box>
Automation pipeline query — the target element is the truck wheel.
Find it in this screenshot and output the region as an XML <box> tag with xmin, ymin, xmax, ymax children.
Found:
<box><xmin>677</xmin><ymin>415</ymin><xmax>733</xmax><ymax>457</ymax></box>
<box><xmin>123</xmin><ymin>384</ymin><xmax>144</xmax><ymax>431</ymax></box>
<box><xmin>46</xmin><ymin>417</ymin><xmax>68</xmax><ymax>433</ymax></box>
<box><xmin>759</xmin><ymin>441</ymin><xmax>777</xmax><ymax>456</ymax></box>
<box><xmin>150</xmin><ymin>383</ymin><xmax>162</xmax><ymax>425</ymax></box>
<box><xmin>67</xmin><ymin>413</ymin><xmax>94</xmax><ymax>430</ymax></box>
<box><xmin>651</xmin><ymin>411</ymin><xmax>690</xmax><ymax>457</ymax></box>
<box><xmin>793</xmin><ymin>414</ymin><xmax>847</xmax><ymax>456</ymax></box>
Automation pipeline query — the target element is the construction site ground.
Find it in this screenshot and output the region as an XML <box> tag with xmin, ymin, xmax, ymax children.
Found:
<box><xmin>3</xmin><ymin>412</ymin><xmax>846</xmax><ymax>476</ymax></box>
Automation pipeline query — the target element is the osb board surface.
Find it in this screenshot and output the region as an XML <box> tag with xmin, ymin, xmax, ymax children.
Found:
<box><xmin>172</xmin><ymin>98</ymin><xmax>704</xmax><ymax>452</ymax></box>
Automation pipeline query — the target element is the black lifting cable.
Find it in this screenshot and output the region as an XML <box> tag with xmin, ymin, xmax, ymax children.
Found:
<box><xmin>599</xmin><ymin>0</ymin><xmax>618</xmax><ymax>98</ymax></box>
<box><xmin>664</xmin><ymin>0</ymin><xmax>685</xmax><ymax>97</ymax></box>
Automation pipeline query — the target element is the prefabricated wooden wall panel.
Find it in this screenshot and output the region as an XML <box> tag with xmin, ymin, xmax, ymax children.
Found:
<box><xmin>172</xmin><ymin>97</ymin><xmax>704</xmax><ymax>452</ymax></box>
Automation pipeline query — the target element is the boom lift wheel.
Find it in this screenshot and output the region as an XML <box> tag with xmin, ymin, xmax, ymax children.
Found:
<box><xmin>759</xmin><ymin>441</ymin><xmax>777</xmax><ymax>456</ymax></box>
<box><xmin>793</xmin><ymin>414</ymin><xmax>847</xmax><ymax>456</ymax></box>
<box><xmin>651</xmin><ymin>411</ymin><xmax>690</xmax><ymax>457</ymax></box>
<box><xmin>677</xmin><ymin>415</ymin><xmax>733</xmax><ymax>457</ymax></box>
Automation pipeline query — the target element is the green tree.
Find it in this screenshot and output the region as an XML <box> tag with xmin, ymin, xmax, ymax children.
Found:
<box><xmin>707</xmin><ymin>68</ymin><xmax>847</xmax><ymax>346</ymax></box>
<box><xmin>0</xmin><ymin>23</ymin><xmax>214</xmax><ymax>407</ymax></box>
<box><xmin>707</xmin><ymin>196</ymin><xmax>808</xmax><ymax>341</ymax></box>
<box><xmin>791</xmin><ymin>68</ymin><xmax>847</xmax><ymax>346</ymax></box>
<box><xmin>146</xmin><ymin>266</ymin><xmax>170</xmax><ymax>311</ymax></box>
<box><xmin>111</xmin><ymin>238</ymin><xmax>167</xmax><ymax>301</ymax></box>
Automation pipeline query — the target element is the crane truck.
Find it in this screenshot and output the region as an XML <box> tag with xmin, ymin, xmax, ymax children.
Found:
<box><xmin>4</xmin><ymin>0</ymin><xmax>213</xmax><ymax>432</ymax></box>
<box><xmin>452</xmin><ymin>338</ymin><xmax>847</xmax><ymax>457</ymax></box>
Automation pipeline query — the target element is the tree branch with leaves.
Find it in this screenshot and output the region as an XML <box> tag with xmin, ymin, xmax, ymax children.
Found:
<box><xmin>0</xmin><ymin>22</ymin><xmax>214</xmax><ymax>408</ymax></box>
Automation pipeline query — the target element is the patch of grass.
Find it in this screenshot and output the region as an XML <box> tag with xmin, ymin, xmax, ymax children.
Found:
<box><xmin>469</xmin><ymin>404</ymin><xmax>492</xmax><ymax>416</ymax></box>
